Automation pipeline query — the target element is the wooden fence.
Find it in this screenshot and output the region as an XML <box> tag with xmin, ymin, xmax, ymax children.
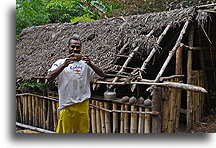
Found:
<box><xmin>16</xmin><ymin>93</ymin><xmax>154</xmax><ymax>133</ymax></box>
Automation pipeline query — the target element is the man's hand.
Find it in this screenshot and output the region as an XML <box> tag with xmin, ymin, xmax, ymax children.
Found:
<box><xmin>82</xmin><ymin>55</ymin><xmax>92</xmax><ymax>65</ymax></box>
<box><xmin>63</xmin><ymin>54</ymin><xmax>77</xmax><ymax>67</ymax></box>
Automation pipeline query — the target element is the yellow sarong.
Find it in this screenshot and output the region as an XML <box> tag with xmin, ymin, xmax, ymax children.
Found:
<box><xmin>56</xmin><ymin>100</ymin><xmax>90</xmax><ymax>133</ymax></box>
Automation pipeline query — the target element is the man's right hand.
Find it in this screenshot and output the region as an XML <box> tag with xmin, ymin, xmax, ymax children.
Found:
<box><xmin>63</xmin><ymin>54</ymin><xmax>77</xmax><ymax>67</ymax></box>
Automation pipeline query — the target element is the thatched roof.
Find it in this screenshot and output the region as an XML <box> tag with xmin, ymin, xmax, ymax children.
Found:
<box><xmin>16</xmin><ymin>6</ymin><xmax>209</xmax><ymax>81</ymax></box>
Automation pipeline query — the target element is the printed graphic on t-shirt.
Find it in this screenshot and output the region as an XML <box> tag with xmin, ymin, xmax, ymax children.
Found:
<box><xmin>70</xmin><ymin>65</ymin><xmax>82</xmax><ymax>73</ymax></box>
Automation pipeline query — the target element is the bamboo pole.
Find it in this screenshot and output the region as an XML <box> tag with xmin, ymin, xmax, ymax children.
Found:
<box><xmin>168</xmin><ymin>86</ymin><xmax>175</xmax><ymax>133</ymax></box>
<box><xmin>27</xmin><ymin>95</ymin><xmax>32</xmax><ymax>125</ymax></box>
<box><xmin>108</xmin><ymin>46</ymin><xmax>140</xmax><ymax>89</ymax></box>
<box><xmin>16</xmin><ymin>97</ymin><xmax>19</xmax><ymax>121</ymax></box>
<box><xmin>131</xmin><ymin>24</ymin><xmax>171</xmax><ymax>92</ymax></box>
<box><xmin>38</xmin><ymin>97</ymin><xmax>41</xmax><ymax>128</ymax></box>
<box><xmin>91</xmin><ymin>100</ymin><xmax>97</xmax><ymax>133</ymax></box>
<box><xmin>187</xmin><ymin>23</ymin><xmax>194</xmax><ymax>130</ymax></box>
<box><xmin>24</xmin><ymin>95</ymin><xmax>28</xmax><ymax>125</ymax></box>
<box><xmin>144</xmin><ymin>107</ymin><xmax>151</xmax><ymax>133</ymax></box>
<box><xmin>52</xmin><ymin>101</ymin><xmax>57</xmax><ymax>131</ymax></box>
<box><xmin>130</xmin><ymin>105</ymin><xmax>137</xmax><ymax>133</ymax></box>
<box><xmin>95</xmin><ymin>101</ymin><xmax>101</xmax><ymax>133</ymax></box>
<box><xmin>141</xmin><ymin>24</ymin><xmax>171</xmax><ymax>72</ymax></box>
<box><xmin>120</xmin><ymin>104</ymin><xmax>124</xmax><ymax>133</ymax></box>
<box><xmin>16</xmin><ymin>122</ymin><xmax>55</xmax><ymax>133</ymax></box>
<box><xmin>147</xmin><ymin>21</ymin><xmax>191</xmax><ymax>93</ymax></box>
<box><xmin>175</xmin><ymin>46</ymin><xmax>183</xmax><ymax>132</ymax></box>
<box><xmin>31</xmin><ymin>96</ymin><xmax>35</xmax><ymax>127</ymax></box>
<box><xmin>138</xmin><ymin>107</ymin><xmax>144</xmax><ymax>133</ymax></box>
<box><xmin>112</xmin><ymin>103</ymin><xmax>118</xmax><ymax>133</ymax></box>
<box><xmin>42</xmin><ymin>99</ymin><xmax>46</xmax><ymax>129</ymax></box>
<box><xmin>104</xmin><ymin>102</ymin><xmax>111</xmax><ymax>133</ymax></box>
<box><xmin>99</xmin><ymin>102</ymin><xmax>105</xmax><ymax>133</ymax></box>
<box><xmin>17</xmin><ymin>96</ymin><xmax>23</xmax><ymax>123</ymax></box>
<box><xmin>124</xmin><ymin>104</ymin><xmax>129</xmax><ymax>133</ymax></box>
<box><xmin>152</xmin><ymin>87</ymin><xmax>162</xmax><ymax>133</ymax></box>
<box><xmin>45</xmin><ymin>100</ymin><xmax>50</xmax><ymax>129</ymax></box>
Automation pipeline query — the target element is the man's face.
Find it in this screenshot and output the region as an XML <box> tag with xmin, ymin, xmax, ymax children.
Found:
<box><xmin>68</xmin><ymin>39</ymin><xmax>81</xmax><ymax>54</ymax></box>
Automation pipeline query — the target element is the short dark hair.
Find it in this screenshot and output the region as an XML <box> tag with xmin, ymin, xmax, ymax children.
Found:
<box><xmin>68</xmin><ymin>34</ymin><xmax>81</xmax><ymax>46</ymax></box>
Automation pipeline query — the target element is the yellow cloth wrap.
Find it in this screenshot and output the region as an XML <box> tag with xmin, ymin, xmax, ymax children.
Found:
<box><xmin>56</xmin><ymin>100</ymin><xmax>90</xmax><ymax>133</ymax></box>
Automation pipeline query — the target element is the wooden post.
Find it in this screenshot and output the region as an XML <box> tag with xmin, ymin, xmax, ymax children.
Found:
<box><xmin>52</xmin><ymin>101</ymin><xmax>57</xmax><ymax>131</ymax></box>
<box><xmin>130</xmin><ymin>105</ymin><xmax>137</xmax><ymax>133</ymax></box>
<box><xmin>95</xmin><ymin>101</ymin><xmax>101</xmax><ymax>133</ymax></box>
<box><xmin>175</xmin><ymin>46</ymin><xmax>182</xmax><ymax>132</ymax></box>
<box><xmin>187</xmin><ymin>23</ymin><xmax>194</xmax><ymax>130</ymax></box>
<box><xmin>120</xmin><ymin>104</ymin><xmax>124</xmax><ymax>133</ymax></box>
<box><xmin>32</xmin><ymin>96</ymin><xmax>35</xmax><ymax>127</ymax></box>
<box><xmin>138</xmin><ymin>106</ymin><xmax>145</xmax><ymax>133</ymax></box>
<box><xmin>112</xmin><ymin>103</ymin><xmax>118</xmax><ymax>133</ymax></box>
<box><xmin>104</xmin><ymin>102</ymin><xmax>111</xmax><ymax>133</ymax></box>
<box><xmin>42</xmin><ymin>99</ymin><xmax>46</xmax><ymax>129</ymax></box>
<box><xmin>27</xmin><ymin>95</ymin><xmax>32</xmax><ymax>125</ymax></box>
<box><xmin>144</xmin><ymin>107</ymin><xmax>151</xmax><ymax>133</ymax></box>
<box><xmin>124</xmin><ymin>104</ymin><xmax>129</xmax><ymax>133</ymax></box>
<box><xmin>152</xmin><ymin>87</ymin><xmax>162</xmax><ymax>133</ymax></box>
<box><xmin>99</xmin><ymin>102</ymin><xmax>105</xmax><ymax>133</ymax></box>
<box><xmin>91</xmin><ymin>100</ymin><xmax>97</xmax><ymax>133</ymax></box>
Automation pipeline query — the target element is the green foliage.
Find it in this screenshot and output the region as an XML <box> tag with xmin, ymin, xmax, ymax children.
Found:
<box><xmin>44</xmin><ymin>0</ymin><xmax>86</xmax><ymax>23</ymax></box>
<box><xmin>16</xmin><ymin>0</ymin><xmax>50</xmax><ymax>37</ymax></box>
<box><xmin>17</xmin><ymin>80</ymin><xmax>46</xmax><ymax>91</ymax></box>
<box><xmin>70</xmin><ymin>14</ymin><xmax>94</xmax><ymax>23</ymax></box>
<box><xmin>16</xmin><ymin>0</ymin><xmax>212</xmax><ymax>39</ymax></box>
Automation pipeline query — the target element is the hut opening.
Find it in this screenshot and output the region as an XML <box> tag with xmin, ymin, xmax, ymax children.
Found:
<box><xmin>16</xmin><ymin>5</ymin><xmax>216</xmax><ymax>133</ymax></box>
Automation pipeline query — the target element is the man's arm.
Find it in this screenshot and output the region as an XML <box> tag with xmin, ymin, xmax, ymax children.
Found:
<box><xmin>47</xmin><ymin>64</ymin><xmax>66</xmax><ymax>84</ymax></box>
<box><xmin>88</xmin><ymin>62</ymin><xmax>105</xmax><ymax>77</ymax></box>
<box><xmin>47</xmin><ymin>56</ymin><xmax>76</xmax><ymax>83</ymax></box>
<box><xmin>82</xmin><ymin>56</ymin><xmax>105</xmax><ymax>77</ymax></box>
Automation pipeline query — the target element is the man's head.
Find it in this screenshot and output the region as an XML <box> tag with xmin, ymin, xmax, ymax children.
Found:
<box><xmin>68</xmin><ymin>34</ymin><xmax>81</xmax><ymax>54</ymax></box>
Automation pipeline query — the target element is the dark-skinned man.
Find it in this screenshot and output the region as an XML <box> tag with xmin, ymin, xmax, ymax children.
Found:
<box><xmin>47</xmin><ymin>34</ymin><xmax>105</xmax><ymax>133</ymax></box>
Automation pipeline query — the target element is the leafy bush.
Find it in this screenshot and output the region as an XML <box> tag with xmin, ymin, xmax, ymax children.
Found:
<box><xmin>70</xmin><ymin>14</ymin><xmax>94</xmax><ymax>23</ymax></box>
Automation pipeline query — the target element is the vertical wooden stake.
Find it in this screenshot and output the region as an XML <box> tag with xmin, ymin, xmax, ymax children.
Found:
<box><xmin>124</xmin><ymin>104</ymin><xmax>129</xmax><ymax>133</ymax></box>
<box><xmin>144</xmin><ymin>108</ymin><xmax>151</xmax><ymax>133</ymax></box>
<box><xmin>187</xmin><ymin>23</ymin><xmax>194</xmax><ymax>130</ymax></box>
<box><xmin>99</xmin><ymin>102</ymin><xmax>105</xmax><ymax>133</ymax></box>
<box><xmin>130</xmin><ymin>105</ymin><xmax>137</xmax><ymax>133</ymax></box>
<box><xmin>104</xmin><ymin>102</ymin><xmax>111</xmax><ymax>133</ymax></box>
<box><xmin>112</xmin><ymin>103</ymin><xmax>118</xmax><ymax>133</ymax></box>
<box><xmin>120</xmin><ymin>104</ymin><xmax>124</xmax><ymax>133</ymax></box>
<box><xmin>28</xmin><ymin>95</ymin><xmax>32</xmax><ymax>125</ymax></box>
<box><xmin>91</xmin><ymin>100</ymin><xmax>97</xmax><ymax>133</ymax></box>
<box><xmin>152</xmin><ymin>87</ymin><xmax>162</xmax><ymax>133</ymax></box>
<box><xmin>32</xmin><ymin>96</ymin><xmax>35</xmax><ymax>127</ymax></box>
<box><xmin>52</xmin><ymin>101</ymin><xmax>57</xmax><ymax>131</ymax></box>
<box><xmin>96</xmin><ymin>101</ymin><xmax>101</xmax><ymax>133</ymax></box>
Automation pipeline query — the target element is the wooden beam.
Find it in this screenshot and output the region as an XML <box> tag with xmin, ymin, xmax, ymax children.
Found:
<box><xmin>94</xmin><ymin>80</ymin><xmax>207</xmax><ymax>93</ymax></box>
<box><xmin>187</xmin><ymin>23</ymin><xmax>195</xmax><ymax>130</ymax></box>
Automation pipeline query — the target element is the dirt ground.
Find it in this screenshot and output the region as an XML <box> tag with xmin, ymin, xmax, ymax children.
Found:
<box><xmin>183</xmin><ymin>111</ymin><xmax>216</xmax><ymax>133</ymax></box>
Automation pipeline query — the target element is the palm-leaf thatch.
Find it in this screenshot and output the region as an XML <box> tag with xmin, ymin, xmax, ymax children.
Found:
<box><xmin>16</xmin><ymin>6</ymin><xmax>209</xmax><ymax>81</ymax></box>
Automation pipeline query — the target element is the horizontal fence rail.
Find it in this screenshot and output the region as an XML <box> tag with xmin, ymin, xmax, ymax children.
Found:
<box><xmin>16</xmin><ymin>93</ymin><xmax>153</xmax><ymax>133</ymax></box>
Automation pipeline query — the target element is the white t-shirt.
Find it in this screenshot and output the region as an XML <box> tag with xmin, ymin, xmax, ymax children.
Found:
<box><xmin>48</xmin><ymin>59</ymin><xmax>97</xmax><ymax>111</ymax></box>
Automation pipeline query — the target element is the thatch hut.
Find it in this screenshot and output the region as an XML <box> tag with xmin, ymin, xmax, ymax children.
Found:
<box><xmin>16</xmin><ymin>5</ymin><xmax>215</xmax><ymax>133</ymax></box>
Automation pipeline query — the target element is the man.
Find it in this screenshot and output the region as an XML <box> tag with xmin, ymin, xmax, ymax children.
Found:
<box><xmin>47</xmin><ymin>34</ymin><xmax>105</xmax><ymax>133</ymax></box>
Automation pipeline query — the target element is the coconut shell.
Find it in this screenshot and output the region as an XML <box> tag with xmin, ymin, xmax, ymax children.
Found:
<box><xmin>137</xmin><ymin>97</ymin><xmax>145</xmax><ymax>104</ymax></box>
<box><xmin>122</xmin><ymin>96</ymin><xmax>130</xmax><ymax>102</ymax></box>
<box><xmin>129</xmin><ymin>96</ymin><xmax>137</xmax><ymax>104</ymax></box>
<box><xmin>74</xmin><ymin>53</ymin><xmax>82</xmax><ymax>61</ymax></box>
<box><xmin>144</xmin><ymin>99</ymin><xmax>152</xmax><ymax>106</ymax></box>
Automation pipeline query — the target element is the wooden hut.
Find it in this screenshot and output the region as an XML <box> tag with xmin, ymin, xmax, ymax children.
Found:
<box><xmin>16</xmin><ymin>5</ymin><xmax>216</xmax><ymax>133</ymax></box>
